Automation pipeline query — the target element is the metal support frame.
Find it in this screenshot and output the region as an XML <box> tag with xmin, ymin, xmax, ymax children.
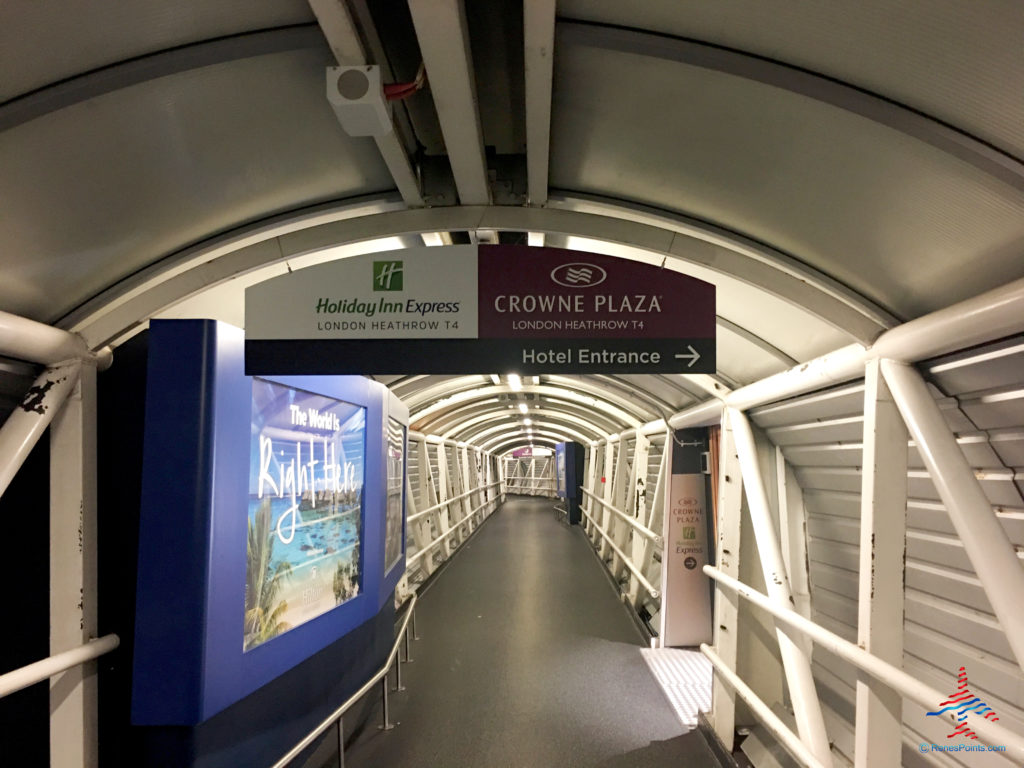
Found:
<box><xmin>704</xmin><ymin>566</ymin><xmax>1024</xmax><ymax>761</ymax></box>
<box><xmin>523</xmin><ymin>0</ymin><xmax>556</xmax><ymax>206</ymax></box>
<box><xmin>407</xmin><ymin>0</ymin><xmax>491</xmax><ymax>205</ymax></box>
<box><xmin>727</xmin><ymin>407</ymin><xmax>832</xmax><ymax>766</ymax></box>
<box><xmin>709</xmin><ymin>412</ymin><xmax>743</xmax><ymax>750</ymax></box>
<box><xmin>579</xmin><ymin>505</ymin><xmax>659</xmax><ymax>598</ymax></box>
<box><xmin>308</xmin><ymin>0</ymin><xmax>424</xmax><ymax>207</ymax></box>
<box><xmin>702</xmin><ymin>644</ymin><xmax>829</xmax><ymax>768</ymax></box>
<box><xmin>0</xmin><ymin>362</ymin><xmax>80</xmax><ymax>499</ymax></box>
<box><xmin>50</xmin><ymin>363</ymin><xmax>99</xmax><ymax>768</ymax></box>
<box><xmin>881</xmin><ymin>359</ymin><xmax>1024</xmax><ymax>672</ymax></box>
<box><xmin>854</xmin><ymin>359</ymin><xmax>907</xmax><ymax>768</ymax></box>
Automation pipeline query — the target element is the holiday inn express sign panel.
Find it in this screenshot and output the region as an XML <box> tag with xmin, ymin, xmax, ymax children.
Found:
<box><xmin>245</xmin><ymin>244</ymin><xmax>715</xmax><ymax>375</ymax></box>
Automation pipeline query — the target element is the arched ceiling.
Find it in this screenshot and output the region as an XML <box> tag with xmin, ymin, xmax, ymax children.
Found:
<box><xmin>1</xmin><ymin>0</ymin><xmax>1022</xmax><ymax>457</ymax></box>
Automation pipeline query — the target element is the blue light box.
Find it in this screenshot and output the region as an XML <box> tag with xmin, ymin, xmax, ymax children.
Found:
<box><xmin>131</xmin><ymin>320</ymin><xmax>408</xmax><ymax>725</ymax></box>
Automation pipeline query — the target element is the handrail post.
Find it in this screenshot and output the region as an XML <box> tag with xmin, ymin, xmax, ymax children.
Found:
<box><xmin>404</xmin><ymin>624</ymin><xmax>414</xmax><ymax>662</ymax></box>
<box><xmin>336</xmin><ymin>718</ymin><xmax>345</xmax><ymax>768</ymax></box>
<box><xmin>379</xmin><ymin>674</ymin><xmax>394</xmax><ymax>730</ymax></box>
<box><xmin>394</xmin><ymin>653</ymin><xmax>405</xmax><ymax>692</ymax></box>
<box><xmin>412</xmin><ymin>608</ymin><xmax>420</xmax><ymax>640</ymax></box>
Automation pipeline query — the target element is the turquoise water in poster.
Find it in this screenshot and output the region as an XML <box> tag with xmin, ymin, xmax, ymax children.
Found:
<box><xmin>245</xmin><ymin>378</ymin><xmax>365</xmax><ymax>652</ymax></box>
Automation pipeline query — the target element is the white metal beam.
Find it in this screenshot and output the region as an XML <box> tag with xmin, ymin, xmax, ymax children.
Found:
<box><xmin>709</xmin><ymin>412</ymin><xmax>743</xmax><ymax>749</ymax></box>
<box><xmin>0</xmin><ymin>363</ymin><xmax>80</xmax><ymax>499</ymax></box>
<box><xmin>308</xmin><ymin>0</ymin><xmax>424</xmax><ymax>207</ymax></box>
<box><xmin>728</xmin><ymin>407</ymin><xmax>832</xmax><ymax>766</ymax></box>
<box><xmin>854</xmin><ymin>359</ymin><xmax>907</xmax><ymax>768</ymax></box>
<box><xmin>524</xmin><ymin>0</ymin><xmax>556</xmax><ymax>205</ymax></box>
<box><xmin>407</xmin><ymin>0</ymin><xmax>491</xmax><ymax>205</ymax></box>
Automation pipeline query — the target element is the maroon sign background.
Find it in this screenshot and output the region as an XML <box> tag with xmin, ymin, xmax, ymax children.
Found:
<box><xmin>478</xmin><ymin>245</ymin><xmax>715</xmax><ymax>339</ymax></box>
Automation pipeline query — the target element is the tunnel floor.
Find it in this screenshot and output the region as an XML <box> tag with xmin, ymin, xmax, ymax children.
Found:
<box><xmin>344</xmin><ymin>497</ymin><xmax>722</xmax><ymax>767</ymax></box>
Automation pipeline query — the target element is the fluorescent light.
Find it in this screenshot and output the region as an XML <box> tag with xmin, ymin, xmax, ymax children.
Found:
<box><xmin>530</xmin><ymin>376</ymin><xmax>540</xmax><ymax>385</ymax></box>
<box><xmin>518</xmin><ymin>403</ymin><xmax>528</xmax><ymax>413</ymax></box>
<box><xmin>507</xmin><ymin>374</ymin><xmax>522</xmax><ymax>391</ymax></box>
<box><xmin>528</xmin><ymin>232</ymin><xmax>545</xmax><ymax>247</ymax></box>
<box><xmin>490</xmin><ymin>374</ymin><xmax>501</xmax><ymax>385</ymax></box>
<box><xmin>523</xmin><ymin>418</ymin><xmax>532</xmax><ymax>425</ymax></box>
<box><xmin>421</xmin><ymin>232</ymin><xmax>444</xmax><ymax>247</ymax></box>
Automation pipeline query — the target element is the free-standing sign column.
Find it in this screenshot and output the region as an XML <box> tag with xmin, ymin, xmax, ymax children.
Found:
<box><xmin>244</xmin><ymin>244</ymin><xmax>715</xmax><ymax>374</ymax></box>
<box><xmin>659</xmin><ymin>428</ymin><xmax>712</xmax><ymax>647</ymax></box>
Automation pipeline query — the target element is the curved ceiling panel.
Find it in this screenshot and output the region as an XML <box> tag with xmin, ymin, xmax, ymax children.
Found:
<box><xmin>557</xmin><ymin>1</ymin><xmax>1024</xmax><ymax>158</ymax></box>
<box><xmin>0</xmin><ymin>48</ymin><xmax>395</xmax><ymax>322</ymax></box>
<box><xmin>550</xmin><ymin>42</ymin><xmax>1024</xmax><ymax>320</ymax></box>
<box><xmin>0</xmin><ymin>1</ymin><xmax>315</xmax><ymax>102</ymax></box>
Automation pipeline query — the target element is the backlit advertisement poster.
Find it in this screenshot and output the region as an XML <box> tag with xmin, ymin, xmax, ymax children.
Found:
<box><xmin>384</xmin><ymin>418</ymin><xmax>406</xmax><ymax>572</ymax></box>
<box><xmin>245</xmin><ymin>378</ymin><xmax>366</xmax><ymax>652</ymax></box>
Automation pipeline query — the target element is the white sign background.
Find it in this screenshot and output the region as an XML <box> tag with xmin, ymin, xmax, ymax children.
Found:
<box><xmin>659</xmin><ymin>471</ymin><xmax>713</xmax><ymax>646</ymax></box>
<box><xmin>245</xmin><ymin>246</ymin><xmax>479</xmax><ymax>340</ymax></box>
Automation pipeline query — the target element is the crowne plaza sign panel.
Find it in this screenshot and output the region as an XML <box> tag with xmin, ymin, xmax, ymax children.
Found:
<box><xmin>244</xmin><ymin>244</ymin><xmax>715</xmax><ymax>374</ymax></box>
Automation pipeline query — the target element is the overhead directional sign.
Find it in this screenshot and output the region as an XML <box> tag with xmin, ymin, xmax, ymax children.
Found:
<box><xmin>244</xmin><ymin>244</ymin><xmax>715</xmax><ymax>374</ymax></box>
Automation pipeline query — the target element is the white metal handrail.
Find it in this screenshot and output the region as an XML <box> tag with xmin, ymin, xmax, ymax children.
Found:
<box><xmin>0</xmin><ymin>634</ymin><xmax>120</xmax><ymax>699</ymax></box>
<box><xmin>580</xmin><ymin>488</ymin><xmax>662</xmax><ymax>545</ymax></box>
<box><xmin>701</xmin><ymin>644</ymin><xmax>828</xmax><ymax>768</ymax></box>
<box><xmin>407</xmin><ymin>481</ymin><xmax>500</xmax><ymax>522</ymax></box>
<box><xmin>270</xmin><ymin>594</ymin><xmax>418</xmax><ymax>768</ymax></box>
<box><xmin>581</xmin><ymin>506</ymin><xmax>660</xmax><ymax>598</ymax></box>
<box><xmin>703</xmin><ymin>565</ymin><xmax>1024</xmax><ymax>760</ymax></box>
<box><xmin>407</xmin><ymin>496</ymin><xmax>499</xmax><ymax>565</ymax></box>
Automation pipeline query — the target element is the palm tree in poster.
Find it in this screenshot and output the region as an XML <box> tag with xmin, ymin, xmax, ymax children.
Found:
<box><xmin>244</xmin><ymin>497</ymin><xmax>293</xmax><ymax>650</ymax></box>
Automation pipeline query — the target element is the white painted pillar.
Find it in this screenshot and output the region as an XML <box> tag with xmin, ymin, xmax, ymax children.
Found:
<box><xmin>710</xmin><ymin>412</ymin><xmax>743</xmax><ymax>749</ymax></box>
<box><xmin>727</xmin><ymin>407</ymin><xmax>832</xmax><ymax>766</ymax></box>
<box><xmin>49</xmin><ymin>364</ymin><xmax>98</xmax><ymax>768</ymax></box>
<box><xmin>855</xmin><ymin>359</ymin><xmax>908</xmax><ymax>768</ymax></box>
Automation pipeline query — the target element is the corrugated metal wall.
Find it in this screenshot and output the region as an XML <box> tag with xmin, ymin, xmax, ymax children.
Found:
<box><xmin>749</xmin><ymin>336</ymin><xmax>1024</xmax><ymax>767</ymax></box>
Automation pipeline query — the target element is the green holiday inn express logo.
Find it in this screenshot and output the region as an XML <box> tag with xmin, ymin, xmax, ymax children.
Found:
<box><xmin>373</xmin><ymin>261</ymin><xmax>403</xmax><ymax>291</ymax></box>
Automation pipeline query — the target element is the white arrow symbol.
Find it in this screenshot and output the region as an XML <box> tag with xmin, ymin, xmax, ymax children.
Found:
<box><xmin>674</xmin><ymin>345</ymin><xmax>701</xmax><ymax>368</ymax></box>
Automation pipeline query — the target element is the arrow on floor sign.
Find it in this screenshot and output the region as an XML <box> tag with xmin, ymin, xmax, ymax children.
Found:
<box><xmin>674</xmin><ymin>345</ymin><xmax>701</xmax><ymax>368</ymax></box>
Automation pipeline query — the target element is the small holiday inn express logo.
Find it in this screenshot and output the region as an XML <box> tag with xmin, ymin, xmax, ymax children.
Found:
<box><xmin>373</xmin><ymin>261</ymin><xmax>403</xmax><ymax>291</ymax></box>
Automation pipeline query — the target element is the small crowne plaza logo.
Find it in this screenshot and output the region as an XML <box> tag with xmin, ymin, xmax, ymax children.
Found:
<box><xmin>373</xmin><ymin>260</ymin><xmax>404</xmax><ymax>291</ymax></box>
<box><xmin>926</xmin><ymin>666</ymin><xmax>999</xmax><ymax>739</ymax></box>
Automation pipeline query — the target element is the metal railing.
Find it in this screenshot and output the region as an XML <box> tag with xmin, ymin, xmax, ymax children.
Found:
<box><xmin>0</xmin><ymin>634</ymin><xmax>120</xmax><ymax>699</ymax></box>
<box><xmin>580</xmin><ymin>505</ymin><xmax>659</xmax><ymax>598</ymax></box>
<box><xmin>406</xmin><ymin>481</ymin><xmax>502</xmax><ymax>570</ymax></box>
<box><xmin>580</xmin><ymin>488</ymin><xmax>662</xmax><ymax>545</ymax></box>
<box><xmin>270</xmin><ymin>593</ymin><xmax>420</xmax><ymax>768</ymax></box>
<box><xmin>702</xmin><ymin>566</ymin><xmax>1024</xmax><ymax>764</ymax></box>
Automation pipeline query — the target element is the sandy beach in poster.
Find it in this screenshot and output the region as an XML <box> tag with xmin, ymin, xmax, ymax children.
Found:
<box><xmin>244</xmin><ymin>497</ymin><xmax>361</xmax><ymax>651</ymax></box>
<box><xmin>269</xmin><ymin>540</ymin><xmax>359</xmax><ymax>631</ymax></box>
